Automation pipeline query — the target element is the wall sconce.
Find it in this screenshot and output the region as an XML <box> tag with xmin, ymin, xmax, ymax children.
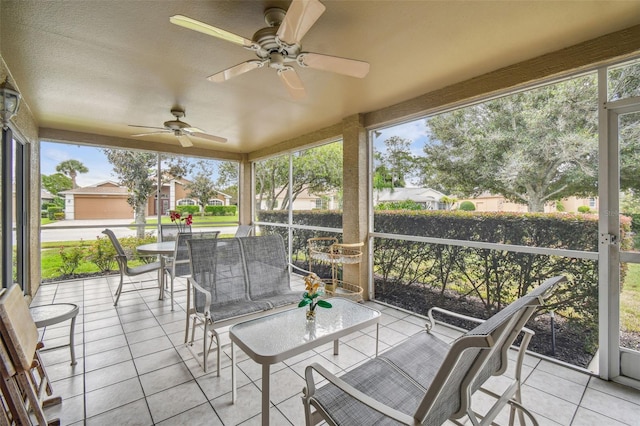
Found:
<box><xmin>0</xmin><ymin>77</ymin><xmax>21</xmax><ymax>129</ymax></box>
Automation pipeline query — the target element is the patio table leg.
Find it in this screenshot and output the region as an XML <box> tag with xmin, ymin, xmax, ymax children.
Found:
<box><xmin>375</xmin><ymin>323</ymin><xmax>379</xmax><ymax>356</ymax></box>
<box><xmin>231</xmin><ymin>342</ymin><xmax>236</xmax><ymax>403</ymax></box>
<box><xmin>333</xmin><ymin>339</ymin><xmax>339</xmax><ymax>355</ymax></box>
<box><xmin>261</xmin><ymin>363</ymin><xmax>270</xmax><ymax>426</ymax></box>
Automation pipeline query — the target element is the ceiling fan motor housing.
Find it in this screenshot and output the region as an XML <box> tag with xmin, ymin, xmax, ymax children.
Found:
<box><xmin>164</xmin><ymin>109</ymin><xmax>190</xmax><ymax>130</ymax></box>
<box><xmin>251</xmin><ymin>8</ymin><xmax>300</xmax><ymax>63</ymax></box>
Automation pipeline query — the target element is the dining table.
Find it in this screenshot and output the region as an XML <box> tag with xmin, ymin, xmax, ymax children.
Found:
<box><xmin>136</xmin><ymin>241</ymin><xmax>176</xmax><ymax>301</ymax></box>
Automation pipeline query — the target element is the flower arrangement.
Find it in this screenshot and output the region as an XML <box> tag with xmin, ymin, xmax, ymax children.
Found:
<box><xmin>299</xmin><ymin>273</ymin><xmax>332</xmax><ymax>320</ymax></box>
<box><xmin>169</xmin><ymin>210</ymin><xmax>193</xmax><ymax>233</ymax></box>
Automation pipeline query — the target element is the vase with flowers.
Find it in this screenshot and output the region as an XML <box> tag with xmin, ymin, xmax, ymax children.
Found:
<box><xmin>299</xmin><ymin>273</ymin><xmax>332</xmax><ymax>321</ymax></box>
<box><xmin>169</xmin><ymin>210</ymin><xmax>193</xmax><ymax>233</ymax></box>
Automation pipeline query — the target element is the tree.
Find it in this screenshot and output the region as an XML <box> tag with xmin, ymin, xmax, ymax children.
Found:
<box><xmin>215</xmin><ymin>161</ymin><xmax>239</xmax><ymax>203</ymax></box>
<box><xmin>185</xmin><ymin>161</ymin><xmax>217</xmax><ymax>217</ymax></box>
<box><xmin>56</xmin><ymin>159</ymin><xmax>88</xmax><ymax>188</ymax></box>
<box><xmin>375</xmin><ymin>136</ymin><xmax>416</xmax><ymax>189</ymax></box>
<box><xmin>104</xmin><ymin>150</ymin><xmax>156</xmax><ymax>237</ymax></box>
<box><xmin>42</xmin><ymin>173</ymin><xmax>72</xmax><ymax>196</ymax></box>
<box><xmin>255</xmin><ymin>143</ymin><xmax>343</xmax><ymax>210</ymax></box>
<box><xmin>422</xmin><ymin>74</ymin><xmax>599</xmax><ymax>212</ymax></box>
<box><xmin>440</xmin><ymin>195</ymin><xmax>457</xmax><ymax>210</ymax></box>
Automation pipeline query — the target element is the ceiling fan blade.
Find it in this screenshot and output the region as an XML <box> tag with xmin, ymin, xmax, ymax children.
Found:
<box><xmin>186</xmin><ymin>130</ymin><xmax>228</xmax><ymax>144</ymax></box>
<box><xmin>177</xmin><ymin>134</ymin><xmax>194</xmax><ymax>148</ymax></box>
<box><xmin>277</xmin><ymin>0</ymin><xmax>326</xmax><ymax>46</ymax></box>
<box><xmin>278</xmin><ymin>67</ymin><xmax>306</xmax><ymax>100</ymax></box>
<box><xmin>129</xmin><ymin>124</ymin><xmax>167</xmax><ymax>131</ymax></box>
<box><xmin>208</xmin><ymin>60</ymin><xmax>265</xmax><ymax>83</ymax></box>
<box><xmin>170</xmin><ymin>15</ymin><xmax>255</xmax><ymax>48</ymax></box>
<box><xmin>297</xmin><ymin>52</ymin><xmax>370</xmax><ymax>78</ymax></box>
<box><xmin>131</xmin><ymin>130</ymin><xmax>170</xmax><ymax>137</ymax></box>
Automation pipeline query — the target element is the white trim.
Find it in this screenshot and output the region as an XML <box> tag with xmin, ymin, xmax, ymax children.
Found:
<box><xmin>371</xmin><ymin>232</ymin><xmax>598</xmax><ymax>260</ymax></box>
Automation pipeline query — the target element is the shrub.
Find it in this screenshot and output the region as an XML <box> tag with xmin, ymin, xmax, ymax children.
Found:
<box><xmin>87</xmin><ymin>236</ymin><xmax>117</xmax><ymax>272</ymax></box>
<box><xmin>459</xmin><ymin>201</ymin><xmax>476</xmax><ymax>211</ymax></box>
<box><xmin>622</xmin><ymin>212</ymin><xmax>640</xmax><ymax>234</ymax></box>
<box><xmin>205</xmin><ymin>205</ymin><xmax>237</xmax><ymax>216</ymax></box>
<box><xmin>58</xmin><ymin>245</ymin><xmax>84</xmax><ymax>276</ymax></box>
<box><xmin>375</xmin><ymin>200</ymin><xmax>423</xmax><ymax>210</ymax></box>
<box><xmin>577</xmin><ymin>205</ymin><xmax>591</xmax><ymax>213</ymax></box>
<box><xmin>175</xmin><ymin>205</ymin><xmax>199</xmax><ymax>215</ymax></box>
<box><xmin>47</xmin><ymin>206</ymin><xmax>63</xmax><ymax>220</ymax></box>
<box><xmin>371</xmin><ymin>210</ymin><xmax>634</xmax><ymax>356</ymax></box>
<box><xmin>53</xmin><ymin>212</ymin><xmax>65</xmax><ymax>220</ymax></box>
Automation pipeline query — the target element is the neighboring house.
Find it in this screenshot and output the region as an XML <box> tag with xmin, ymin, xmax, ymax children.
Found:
<box><xmin>456</xmin><ymin>192</ymin><xmax>599</xmax><ymax>213</ymax></box>
<box><xmin>172</xmin><ymin>178</ymin><xmax>231</xmax><ymax>209</ymax></box>
<box><xmin>60</xmin><ymin>178</ymin><xmax>231</xmax><ymax>220</ymax></box>
<box><xmin>256</xmin><ymin>188</ymin><xmax>339</xmax><ymax>211</ymax></box>
<box><xmin>60</xmin><ymin>181</ymin><xmax>134</xmax><ymax>220</ymax></box>
<box><xmin>374</xmin><ymin>187</ymin><xmax>448</xmax><ymax>210</ymax></box>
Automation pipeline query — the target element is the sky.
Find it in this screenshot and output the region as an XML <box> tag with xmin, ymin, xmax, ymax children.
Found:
<box><xmin>41</xmin><ymin>142</ymin><xmax>114</xmax><ymax>187</ymax></box>
<box><xmin>372</xmin><ymin>118</ymin><xmax>430</xmax><ymax>158</ymax></box>
<box><xmin>40</xmin><ymin>116</ymin><xmax>430</xmax><ymax>188</ymax></box>
<box><xmin>40</xmin><ymin>141</ymin><xmax>223</xmax><ymax>188</ymax></box>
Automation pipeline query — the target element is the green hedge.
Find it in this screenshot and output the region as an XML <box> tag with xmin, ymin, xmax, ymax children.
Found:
<box><xmin>372</xmin><ymin>210</ymin><xmax>632</xmax><ymax>354</ymax></box>
<box><xmin>175</xmin><ymin>205</ymin><xmax>199</xmax><ymax>215</ymax></box>
<box><xmin>47</xmin><ymin>206</ymin><xmax>63</xmax><ymax>220</ymax></box>
<box><xmin>204</xmin><ymin>205</ymin><xmax>237</xmax><ymax>216</ymax></box>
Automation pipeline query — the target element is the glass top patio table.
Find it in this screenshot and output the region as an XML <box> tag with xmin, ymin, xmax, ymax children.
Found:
<box><xmin>229</xmin><ymin>298</ymin><xmax>380</xmax><ymax>426</ymax></box>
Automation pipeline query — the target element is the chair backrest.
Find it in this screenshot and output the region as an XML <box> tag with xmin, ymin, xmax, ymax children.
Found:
<box><xmin>102</xmin><ymin>228</ymin><xmax>127</xmax><ymax>258</ymax></box>
<box><xmin>172</xmin><ymin>231</ymin><xmax>220</xmax><ymax>277</ymax></box>
<box><xmin>160</xmin><ymin>224</ymin><xmax>191</xmax><ymax>242</ymax></box>
<box><xmin>234</xmin><ymin>225</ymin><xmax>253</xmax><ymax>238</ymax></box>
<box><xmin>187</xmin><ymin>238</ymin><xmax>249</xmax><ymax>313</ymax></box>
<box><xmin>471</xmin><ymin>275</ymin><xmax>568</xmax><ymax>385</ymax></box>
<box><xmin>240</xmin><ymin>234</ymin><xmax>291</xmax><ymax>299</ymax></box>
<box><xmin>0</xmin><ymin>285</ymin><xmax>39</xmax><ymax>371</ymax></box>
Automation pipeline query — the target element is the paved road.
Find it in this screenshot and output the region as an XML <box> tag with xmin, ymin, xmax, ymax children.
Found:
<box><xmin>40</xmin><ymin>218</ymin><xmax>237</xmax><ymax>243</ymax></box>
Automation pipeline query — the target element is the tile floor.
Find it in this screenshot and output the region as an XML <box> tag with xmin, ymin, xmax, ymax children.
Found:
<box><xmin>31</xmin><ymin>273</ymin><xmax>640</xmax><ymax>425</ymax></box>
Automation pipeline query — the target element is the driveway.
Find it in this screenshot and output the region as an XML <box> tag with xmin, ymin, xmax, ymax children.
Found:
<box><xmin>40</xmin><ymin>218</ymin><xmax>237</xmax><ymax>243</ymax></box>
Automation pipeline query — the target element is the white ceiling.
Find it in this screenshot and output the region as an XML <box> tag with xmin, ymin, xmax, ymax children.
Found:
<box><xmin>1</xmin><ymin>1</ymin><xmax>640</xmax><ymax>155</ymax></box>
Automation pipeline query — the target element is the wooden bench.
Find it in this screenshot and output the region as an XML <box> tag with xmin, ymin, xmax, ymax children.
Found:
<box><xmin>185</xmin><ymin>234</ymin><xmax>304</xmax><ymax>373</ymax></box>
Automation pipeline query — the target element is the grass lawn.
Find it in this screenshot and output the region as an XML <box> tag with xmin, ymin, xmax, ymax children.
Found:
<box><xmin>142</xmin><ymin>215</ymin><xmax>239</xmax><ymax>227</ymax></box>
<box><xmin>41</xmin><ymin>218</ymin><xmax>55</xmax><ymax>226</ymax></box>
<box><xmin>621</xmin><ymin>263</ymin><xmax>640</xmax><ymax>332</ymax></box>
<box><xmin>41</xmin><ymin>248</ymin><xmax>101</xmax><ymax>279</ymax></box>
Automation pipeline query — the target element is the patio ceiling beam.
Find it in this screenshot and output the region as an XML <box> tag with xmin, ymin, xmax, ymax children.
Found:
<box><xmin>364</xmin><ymin>24</ymin><xmax>640</xmax><ymax>129</ymax></box>
<box><xmin>38</xmin><ymin>128</ymin><xmax>243</xmax><ymax>161</ymax></box>
<box><xmin>248</xmin><ymin>122</ymin><xmax>342</xmax><ymax>161</ymax></box>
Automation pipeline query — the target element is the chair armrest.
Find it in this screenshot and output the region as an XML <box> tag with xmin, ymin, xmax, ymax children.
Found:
<box><xmin>289</xmin><ymin>263</ymin><xmax>312</xmax><ymax>276</ymax></box>
<box><xmin>188</xmin><ymin>277</ymin><xmax>212</xmax><ymax>320</ymax></box>
<box><xmin>304</xmin><ymin>363</ymin><xmax>416</xmax><ymax>425</ymax></box>
<box><xmin>427</xmin><ymin>306</ymin><xmax>486</xmax><ymax>332</ymax></box>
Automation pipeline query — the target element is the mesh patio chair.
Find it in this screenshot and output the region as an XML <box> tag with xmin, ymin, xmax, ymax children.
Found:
<box><xmin>102</xmin><ymin>229</ymin><xmax>162</xmax><ymax>306</ymax></box>
<box><xmin>160</xmin><ymin>223</ymin><xmax>191</xmax><ymax>242</ymax></box>
<box><xmin>164</xmin><ymin>231</ymin><xmax>220</xmax><ymax>311</ymax></box>
<box><xmin>234</xmin><ymin>224</ymin><xmax>253</xmax><ymax>237</ymax></box>
<box><xmin>302</xmin><ymin>275</ymin><xmax>567</xmax><ymax>426</ymax></box>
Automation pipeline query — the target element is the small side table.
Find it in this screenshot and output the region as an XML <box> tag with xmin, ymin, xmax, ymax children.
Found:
<box><xmin>29</xmin><ymin>303</ymin><xmax>79</xmax><ymax>365</ymax></box>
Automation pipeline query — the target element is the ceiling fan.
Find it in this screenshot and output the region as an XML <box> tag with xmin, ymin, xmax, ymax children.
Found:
<box><xmin>170</xmin><ymin>0</ymin><xmax>370</xmax><ymax>100</ymax></box>
<box><xmin>129</xmin><ymin>108</ymin><xmax>227</xmax><ymax>147</ymax></box>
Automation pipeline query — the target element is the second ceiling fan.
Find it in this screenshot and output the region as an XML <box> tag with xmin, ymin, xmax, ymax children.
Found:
<box><xmin>170</xmin><ymin>0</ymin><xmax>370</xmax><ymax>100</ymax></box>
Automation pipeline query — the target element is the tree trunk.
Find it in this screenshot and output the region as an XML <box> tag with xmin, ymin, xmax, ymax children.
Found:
<box><xmin>527</xmin><ymin>196</ymin><xmax>545</xmax><ymax>213</ymax></box>
<box><xmin>135</xmin><ymin>204</ymin><xmax>146</xmax><ymax>238</ymax></box>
